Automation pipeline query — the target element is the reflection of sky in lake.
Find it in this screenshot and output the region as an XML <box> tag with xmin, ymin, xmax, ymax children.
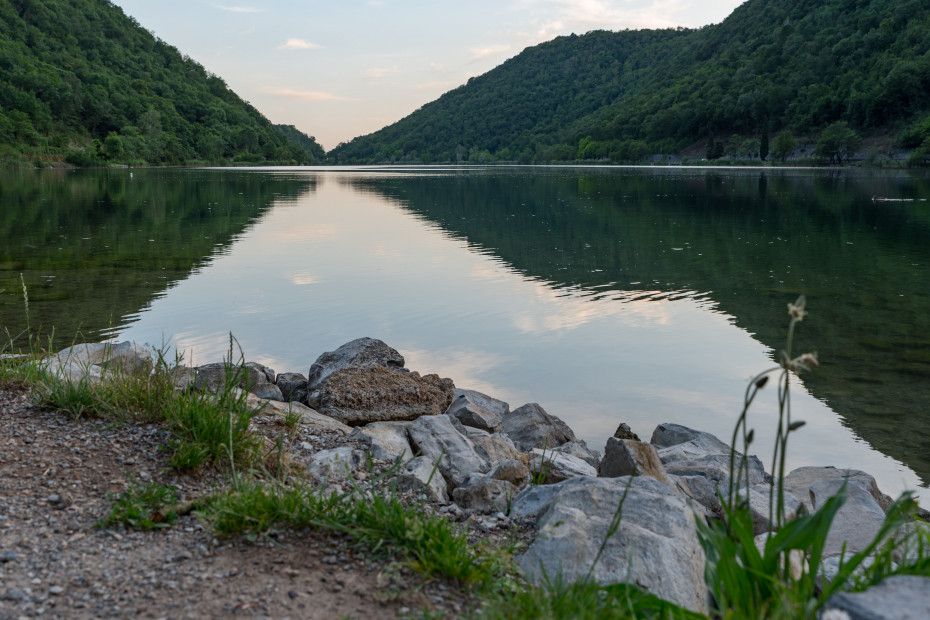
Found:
<box><xmin>118</xmin><ymin>171</ymin><xmax>925</xmax><ymax>505</ymax></box>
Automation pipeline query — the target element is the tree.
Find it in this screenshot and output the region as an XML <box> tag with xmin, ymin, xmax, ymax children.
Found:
<box><xmin>759</xmin><ymin>129</ymin><xmax>769</xmax><ymax>161</ymax></box>
<box><xmin>814</xmin><ymin>121</ymin><xmax>862</xmax><ymax>164</ymax></box>
<box><xmin>104</xmin><ymin>131</ymin><xmax>123</xmax><ymax>161</ymax></box>
<box><xmin>771</xmin><ymin>130</ymin><xmax>798</xmax><ymax>162</ymax></box>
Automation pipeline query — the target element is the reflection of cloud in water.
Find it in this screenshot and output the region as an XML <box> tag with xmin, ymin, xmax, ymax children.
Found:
<box><xmin>369</xmin><ymin>244</ymin><xmax>403</xmax><ymax>257</ymax></box>
<box><xmin>272</xmin><ymin>224</ymin><xmax>339</xmax><ymax>243</ymax></box>
<box><xmin>400</xmin><ymin>346</ymin><xmax>514</xmax><ymax>396</ymax></box>
<box><xmin>292</xmin><ymin>272</ymin><xmax>319</xmax><ymax>285</ymax></box>
<box><xmin>170</xmin><ymin>330</ymin><xmax>238</xmax><ymax>367</ymax></box>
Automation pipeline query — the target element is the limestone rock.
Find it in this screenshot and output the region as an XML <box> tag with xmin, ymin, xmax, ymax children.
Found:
<box><xmin>193</xmin><ymin>361</ymin><xmax>273</xmax><ymax>396</ymax></box>
<box><xmin>446</xmin><ymin>393</ymin><xmax>503</xmax><ymax>433</ymax></box>
<box><xmin>396</xmin><ymin>456</ymin><xmax>449</xmax><ymax>503</ymax></box>
<box><xmin>529</xmin><ymin>448</ymin><xmax>597</xmax><ymax>484</ymax></box>
<box><xmin>810</xmin><ymin>478</ymin><xmax>887</xmax><ymax>558</ymax></box>
<box><xmin>307</xmin><ymin>447</ymin><xmax>366</xmax><ymax>483</ymax></box>
<box><xmin>517</xmin><ymin>476</ymin><xmax>708</xmax><ymax>614</ymax></box>
<box><xmin>313</xmin><ymin>366</ymin><xmax>454</xmax><ymax>425</ymax></box>
<box><xmin>825</xmin><ymin>575</ymin><xmax>930</xmax><ymax>619</ymax></box>
<box><xmin>465</xmin><ymin>429</ymin><xmax>528</xmax><ymax>467</ymax></box>
<box><xmin>452</xmin><ymin>388</ymin><xmax>510</xmax><ymax>418</ymax></box>
<box><xmin>452</xmin><ymin>475</ymin><xmax>519</xmax><ymax>513</ymax></box>
<box><xmin>552</xmin><ymin>441</ymin><xmax>601</xmax><ymax>468</ymax></box>
<box><xmin>42</xmin><ymin>341</ymin><xmax>152</xmax><ymax>382</ymax></box>
<box><xmin>307</xmin><ymin>337</ymin><xmax>405</xmax><ymax>390</ymax></box>
<box><xmin>783</xmin><ymin>466</ymin><xmax>893</xmax><ymax>514</ymax></box>
<box><xmin>502</xmin><ymin>403</ymin><xmax>576</xmax><ymax>452</ymax></box>
<box><xmin>407</xmin><ymin>414</ymin><xmax>490</xmax><ymax>488</ymax></box>
<box><xmin>598</xmin><ymin>437</ymin><xmax>670</xmax><ymax>484</ymax></box>
<box><xmin>650</xmin><ymin>423</ymin><xmax>731</xmax><ymax>453</ymax></box>
<box><xmin>661</xmin><ymin>452</ymin><xmax>769</xmax><ymax>487</ymax></box>
<box><xmin>508</xmin><ymin>484</ymin><xmax>562</xmax><ymax>521</ymax></box>
<box><xmin>489</xmin><ymin>459</ymin><xmax>531</xmax><ymax>490</ymax></box>
<box><xmin>349</xmin><ymin>421</ymin><xmax>413</xmax><ymax>461</ymax></box>
<box><xmin>247</xmin><ymin>396</ymin><xmax>351</xmax><ymax>435</ymax></box>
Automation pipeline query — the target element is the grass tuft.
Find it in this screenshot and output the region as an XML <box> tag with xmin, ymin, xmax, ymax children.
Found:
<box><xmin>97</xmin><ymin>476</ymin><xmax>180</xmax><ymax>531</ymax></box>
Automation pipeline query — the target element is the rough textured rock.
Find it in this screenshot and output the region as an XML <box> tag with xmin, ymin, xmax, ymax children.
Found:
<box><xmin>517</xmin><ymin>476</ymin><xmax>708</xmax><ymax>614</ymax></box>
<box><xmin>650</xmin><ymin>423</ymin><xmax>731</xmax><ymax>453</ymax></box>
<box><xmin>502</xmin><ymin>403</ymin><xmax>575</xmax><ymax>452</ymax></box>
<box><xmin>348</xmin><ymin>422</ymin><xmax>412</xmax><ymax>461</ymax></box>
<box><xmin>508</xmin><ymin>484</ymin><xmax>562</xmax><ymax>521</ymax></box>
<box><xmin>445</xmin><ymin>393</ymin><xmax>503</xmax><ymax>433</ymax></box>
<box><xmin>407</xmin><ymin>415</ymin><xmax>490</xmax><ymax>488</ymax></box>
<box><xmin>810</xmin><ymin>478</ymin><xmax>887</xmax><ymax>558</ymax></box>
<box><xmin>552</xmin><ymin>441</ymin><xmax>601</xmax><ymax>468</ymax></box>
<box><xmin>488</xmin><ymin>459</ymin><xmax>531</xmax><ymax>489</ymax></box>
<box><xmin>246</xmin><ymin>396</ymin><xmax>352</xmax><ymax>435</ymax></box>
<box><xmin>464</xmin><ymin>428</ymin><xmax>527</xmax><ymax>466</ymax></box>
<box><xmin>598</xmin><ymin>437</ymin><xmax>670</xmax><ymax>484</ymax></box>
<box><xmin>307</xmin><ymin>337</ymin><xmax>405</xmax><ymax>390</ymax></box>
<box><xmin>529</xmin><ymin>448</ymin><xmax>597</xmax><ymax>484</ymax></box>
<box><xmin>193</xmin><ymin>361</ymin><xmax>273</xmax><ymax>395</ymax></box>
<box><xmin>452</xmin><ymin>388</ymin><xmax>510</xmax><ymax>418</ymax></box>
<box><xmin>613</xmin><ymin>422</ymin><xmax>640</xmax><ymax>441</ymax></box>
<box><xmin>661</xmin><ymin>452</ymin><xmax>769</xmax><ymax>487</ymax></box>
<box><xmin>783</xmin><ymin>466</ymin><xmax>893</xmax><ymax>514</ymax></box>
<box><xmin>824</xmin><ymin>575</ymin><xmax>930</xmax><ymax>620</ymax></box>
<box><xmin>250</xmin><ymin>382</ymin><xmax>284</xmax><ymax>401</ymax></box>
<box><xmin>313</xmin><ymin>367</ymin><xmax>454</xmax><ymax>425</ymax></box>
<box><xmin>275</xmin><ymin>372</ymin><xmax>308</xmax><ymax>403</ymax></box>
<box><xmin>247</xmin><ymin>362</ymin><xmax>276</xmax><ymax>384</ymax></box>
<box><xmin>42</xmin><ymin>341</ymin><xmax>152</xmax><ymax>382</ymax></box>
<box><xmin>307</xmin><ymin>447</ymin><xmax>366</xmax><ymax>483</ymax></box>
<box><xmin>452</xmin><ymin>475</ymin><xmax>519</xmax><ymax>513</ymax></box>
<box><xmin>396</xmin><ymin>456</ymin><xmax>449</xmax><ymax>503</ymax></box>
<box><xmin>739</xmin><ymin>484</ymin><xmax>802</xmax><ymax>535</ymax></box>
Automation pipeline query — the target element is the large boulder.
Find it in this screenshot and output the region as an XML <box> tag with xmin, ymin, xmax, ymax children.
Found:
<box><xmin>348</xmin><ymin>421</ymin><xmax>413</xmax><ymax>461</ymax></box>
<box><xmin>452</xmin><ymin>388</ymin><xmax>510</xmax><ymax>417</ymax></box>
<box><xmin>407</xmin><ymin>415</ymin><xmax>490</xmax><ymax>488</ymax></box>
<box><xmin>464</xmin><ymin>428</ymin><xmax>528</xmax><ymax>467</ymax></box>
<box><xmin>529</xmin><ymin>449</ymin><xmax>597</xmax><ymax>484</ymax></box>
<box><xmin>824</xmin><ymin>575</ymin><xmax>930</xmax><ymax>619</ymax></box>
<box><xmin>810</xmin><ymin>477</ymin><xmax>887</xmax><ymax>558</ymax></box>
<box><xmin>446</xmin><ymin>392</ymin><xmax>503</xmax><ymax>433</ymax></box>
<box><xmin>598</xmin><ymin>437</ymin><xmax>670</xmax><ymax>484</ymax></box>
<box><xmin>312</xmin><ymin>366</ymin><xmax>454</xmax><ymax>425</ymax></box>
<box><xmin>502</xmin><ymin>403</ymin><xmax>576</xmax><ymax>452</ymax></box>
<box><xmin>650</xmin><ymin>423</ymin><xmax>731</xmax><ymax>453</ymax></box>
<box><xmin>307</xmin><ymin>337</ymin><xmax>405</xmax><ymax>390</ymax></box>
<box><xmin>782</xmin><ymin>466</ymin><xmax>893</xmax><ymax>514</ymax></box>
<box><xmin>552</xmin><ymin>441</ymin><xmax>601</xmax><ymax>469</ymax></box>
<box><xmin>193</xmin><ymin>361</ymin><xmax>279</xmax><ymax>398</ymax></box>
<box><xmin>246</xmin><ymin>395</ymin><xmax>351</xmax><ymax>435</ymax></box>
<box><xmin>517</xmin><ymin>476</ymin><xmax>708</xmax><ymax>614</ymax></box>
<box><xmin>42</xmin><ymin>341</ymin><xmax>152</xmax><ymax>382</ymax></box>
<box><xmin>275</xmin><ymin>372</ymin><xmax>309</xmax><ymax>403</ymax></box>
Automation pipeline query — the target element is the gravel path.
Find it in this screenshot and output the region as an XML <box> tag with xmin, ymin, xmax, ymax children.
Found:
<box><xmin>0</xmin><ymin>385</ymin><xmax>470</xmax><ymax>619</ymax></box>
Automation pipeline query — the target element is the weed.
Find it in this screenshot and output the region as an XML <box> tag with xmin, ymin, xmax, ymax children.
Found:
<box><xmin>97</xmin><ymin>475</ymin><xmax>180</xmax><ymax>531</ymax></box>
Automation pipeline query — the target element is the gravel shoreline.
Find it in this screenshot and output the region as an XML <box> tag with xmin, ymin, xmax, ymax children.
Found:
<box><xmin>0</xmin><ymin>384</ymin><xmax>476</xmax><ymax>619</ymax></box>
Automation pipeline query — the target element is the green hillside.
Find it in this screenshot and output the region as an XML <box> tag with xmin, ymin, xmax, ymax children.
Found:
<box><xmin>330</xmin><ymin>0</ymin><xmax>930</xmax><ymax>164</ymax></box>
<box><xmin>0</xmin><ymin>0</ymin><xmax>323</xmax><ymax>166</ymax></box>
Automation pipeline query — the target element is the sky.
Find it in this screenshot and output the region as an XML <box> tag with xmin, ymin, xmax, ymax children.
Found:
<box><xmin>111</xmin><ymin>1</ymin><xmax>747</xmax><ymax>151</ymax></box>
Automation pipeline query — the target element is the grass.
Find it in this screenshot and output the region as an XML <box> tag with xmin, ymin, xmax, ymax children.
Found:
<box><xmin>97</xmin><ymin>475</ymin><xmax>181</xmax><ymax>531</ymax></box>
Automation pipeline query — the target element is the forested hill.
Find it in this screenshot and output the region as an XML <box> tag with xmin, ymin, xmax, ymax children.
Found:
<box><xmin>0</xmin><ymin>0</ymin><xmax>324</xmax><ymax>166</ymax></box>
<box><xmin>331</xmin><ymin>0</ymin><xmax>930</xmax><ymax>165</ymax></box>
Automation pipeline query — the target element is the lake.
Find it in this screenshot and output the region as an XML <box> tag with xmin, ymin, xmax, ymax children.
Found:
<box><xmin>2</xmin><ymin>166</ymin><xmax>929</xmax><ymax>504</ymax></box>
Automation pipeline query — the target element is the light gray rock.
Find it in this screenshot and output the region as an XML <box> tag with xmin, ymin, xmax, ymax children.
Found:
<box><xmin>246</xmin><ymin>395</ymin><xmax>352</xmax><ymax>435</ymax></box>
<box><xmin>446</xmin><ymin>393</ymin><xmax>503</xmax><ymax>433</ymax></box>
<box><xmin>396</xmin><ymin>456</ymin><xmax>449</xmax><ymax>503</ymax></box>
<box><xmin>599</xmin><ymin>437</ymin><xmax>670</xmax><ymax>484</ymax></box>
<box><xmin>672</xmin><ymin>475</ymin><xmax>723</xmax><ymax>515</ymax></box>
<box><xmin>276</xmin><ymin>372</ymin><xmax>308</xmax><ymax>403</ymax></box>
<box><xmin>489</xmin><ymin>459</ymin><xmax>531</xmax><ymax>490</ymax></box>
<box><xmin>247</xmin><ymin>361</ymin><xmax>276</xmax><ymax>384</ymax></box>
<box><xmin>783</xmin><ymin>466</ymin><xmax>893</xmax><ymax>514</ymax></box>
<box><xmin>508</xmin><ymin>484</ymin><xmax>563</xmax><ymax>521</ymax></box>
<box><xmin>307</xmin><ymin>337</ymin><xmax>405</xmax><ymax>390</ymax></box>
<box><xmin>311</xmin><ymin>367</ymin><xmax>454</xmax><ymax>425</ymax></box>
<box><xmin>503</xmin><ymin>403</ymin><xmax>576</xmax><ymax>452</ymax></box>
<box><xmin>824</xmin><ymin>575</ymin><xmax>930</xmax><ymax>620</ymax></box>
<box><xmin>250</xmin><ymin>382</ymin><xmax>284</xmax><ymax>401</ymax></box>
<box><xmin>42</xmin><ymin>341</ymin><xmax>152</xmax><ymax>382</ymax></box>
<box><xmin>307</xmin><ymin>447</ymin><xmax>366</xmax><ymax>483</ymax></box>
<box><xmin>349</xmin><ymin>421</ymin><xmax>413</xmax><ymax>461</ymax></box>
<box><xmin>193</xmin><ymin>361</ymin><xmax>273</xmax><ymax>395</ymax></box>
<box><xmin>464</xmin><ymin>429</ymin><xmax>527</xmax><ymax>467</ymax></box>
<box><xmin>407</xmin><ymin>414</ymin><xmax>490</xmax><ymax>488</ymax></box>
<box><xmin>650</xmin><ymin>423</ymin><xmax>731</xmax><ymax>453</ymax></box>
<box><xmin>739</xmin><ymin>483</ymin><xmax>802</xmax><ymax>535</ymax></box>
<box><xmin>662</xmin><ymin>453</ymin><xmax>769</xmax><ymax>487</ymax></box>
<box><xmin>529</xmin><ymin>448</ymin><xmax>597</xmax><ymax>484</ymax></box>
<box><xmin>810</xmin><ymin>478</ymin><xmax>887</xmax><ymax>558</ymax></box>
<box><xmin>452</xmin><ymin>388</ymin><xmax>510</xmax><ymax>418</ymax></box>
<box><xmin>452</xmin><ymin>475</ymin><xmax>519</xmax><ymax>513</ymax></box>
<box><xmin>517</xmin><ymin>476</ymin><xmax>708</xmax><ymax>614</ymax></box>
<box><xmin>552</xmin><ymin>441</ymin><xmax>601</xmax><ymax>469</ymax></box>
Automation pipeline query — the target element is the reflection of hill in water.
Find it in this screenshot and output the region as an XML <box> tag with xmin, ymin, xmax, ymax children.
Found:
<box><xmin>0</xmin><ymin>169</ymin><xmax>316</xmax><ymax>350</ymax></box>
<box><xmin>350</xmin><ymin>168</ymin><xmax>930</xmax><ymax>483</ymax></box>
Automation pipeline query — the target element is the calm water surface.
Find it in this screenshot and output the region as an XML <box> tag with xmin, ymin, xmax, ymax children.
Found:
<box><xmin>2</xmin><ymin>166</ymin><xmax>928</xmax><ymax>503</ymax></box>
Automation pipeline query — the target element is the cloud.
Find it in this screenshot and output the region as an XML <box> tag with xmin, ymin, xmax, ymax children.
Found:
<box><xmin>262</xmin><ymin>88</ymin><xmax>352</xmax><ymax>101</ymax></box>
<box><xmin>519</xmin><ymin>0</ymin><xmax>694</xmax><ymax>39</ymax></box>
<box><xmin>366</xmin><ymin>66</ymin><xmax>401</xmax><ymax>79</ymax></box>
<box><xmin>278</xmin><ymin>38</ymin><xmax>321</xmax><ymax>50</ymax></box>
<box><xmin>429</xmin><ymin>62</ymin><xmax>444</xmax><ymax>72</ymax></box>
<box><xmin>214</xmin><ymin>4</ymin><xmax>263</xmax><ymax>13</ymax></box>
<box><xmin>469</xmin><ymin>44</ymin><xmax>512</xmax><ymax>61</ymax></box>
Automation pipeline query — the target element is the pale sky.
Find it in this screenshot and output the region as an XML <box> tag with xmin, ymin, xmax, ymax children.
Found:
<box><xmin>111</xmin><ymin>1</ymin><xmax>747</xmax><ymax>150</ymax></box>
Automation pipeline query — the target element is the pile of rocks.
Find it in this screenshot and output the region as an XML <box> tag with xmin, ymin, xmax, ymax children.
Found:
<box><xmin>40</xmin><ymin>338</ymin><xmax>930</xmax><ymax>616</ymax></box>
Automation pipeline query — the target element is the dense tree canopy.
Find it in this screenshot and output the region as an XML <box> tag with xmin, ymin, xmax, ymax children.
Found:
<box><xmin>0</xmin><ymin>0</ymin><xmax>323</xmax><ymax>166</ymax></box>
<box><xmin>331</xmin><ymin>0</ymin><xmax>930</xmax><ymax>165</ymax></box>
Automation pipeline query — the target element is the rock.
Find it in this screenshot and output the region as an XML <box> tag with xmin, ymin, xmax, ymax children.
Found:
<box><xmin>783</xmin><ymin>466</ymin><xmax>893</xmax><ymax>514</ymax></box>
<box><xmin>508</xmin><ymin>484</ymin><xmax>563</xmax><ymax>521</ymax></box>
<box><xmin>193</xmin><ymin>361</ymin><xmax>273</xmax><ymax>395</ymax></box>
<box><xmin>613</xmin><ymin>422</ymin><xmax>640</xmax><ymax>441</ymax></box>
<box><xmin>502</xmin><ymin>403</ymin><xmax>576</xmax><ymax>452</ymax></box>
<box><xmin>552</xmin><ymin>441</ymin><xmax>601</xmax><ymax>468</ymax></box>
<box><xmin>739</xmin><ymin>484</ymin><xmax>802</xmax><ymax>535</ymax></box>
<box><xmin>42</xmin><ymin>341</ymin><xmax>152</xmax><ymax>382</ymax></box>
<box><xmin>517</xmin><ymin>476</ymin><xmax>708</xmax><ymax>614</ymax></box>
<box><xmin>529</xmin><ymin>448</ymin><xmax>597</xmax><ymax>484</ymax></box>
<box><xmin>598</xmin><ymin>437</ymin><xmax>670</xmax><ymax>484</ymax></box>
<box><xmin>661</xmin><ymin>452</ymin><xmax>769</xmax><ymax>487</ymax></box>
<box><xmin>824</xmin><ymin>575</ymin><xmax>930</xmax><ymax>619</ymax></box>
<box><xmin>753</xmin><ymin>533</ymin><xmax>806</xmax><ymax>580</ymax></box>
<box><xmin>672</xmin><ymin>475</ymin><xmax>723</xmax><ymax>515</ymax></box>
<box><xmin>464</xmin><ymin>428</ymin><xmax>527</xmax><ymax>466</ymax></box>
<box><xmin>452</xmin><ymin>476</ymin><xmax>519</xmax><ymax>513</ymax></box>
<box><xmin>407</xmin><ymin>415</ymin><xmax>490</xmax><ymax>488</ymax></box>
<box><xmin>246</xmin><ymin>396</ymin><xmax>351</xmax><ymax>435</ymax></box>
<box><xmin>810</xmin><ymin>478</ymin><xmax>887</xmax><ymax>558</ymax></box>
<box><xmin>307</xmin><ymin>337</ymin><xmax>405</xmax><ymax>390</ymax></box>
<box><xmin>312</xmin><ymin>367</ymin><xmax>454</xmax><ymax>425</ymax></box>
<box><xmin>650</xmin><ymin>423</ymin><xmax>731</xmax><ymax>453</ymax></box>
<box><xmin>276</xmin><ymin>372</ymin><xmax>309</xmax><ymax>403</ymax></box>
<box><xmin>349</xmin><ymin>422</ymin><xmax>413</xmax><ymax>461</ymax></box>
<box><xmin>488</xmin><ymin>459</ymin><xmax>531</xmax><ymax>490</ymax></box>
<box><xmin>250</xmin><ymin>382</ymin><xmax>284</xmax><ymax>401</ymax></box>
<box><xmin>445</xmin><ymin>393</ymin><xmax>503</xmax><ymax>433</ymax></box>
<box><xmin>247</xmin><ymin>361</ymin><xmax>276</xmax><ymax>384</ymax></box>
<box><xmin>395</xmin><ymin>456</ymin><xmax>449</xmax><ymax>503</ymax></box>
<box><xmin>307</xmin><ymin>447</ymin><xmax>366</xmax><ymax>483</ymax></box>
<box><xmin>452</xmin><ymin>388</ymin><xmax>510</xmax><ymax>418</ymax></box>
